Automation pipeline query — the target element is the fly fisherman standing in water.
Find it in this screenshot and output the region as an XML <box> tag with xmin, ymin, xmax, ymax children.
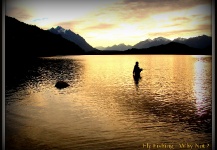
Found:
<box><xmin>133</xmin><ymin>61</ymin><xmax>143</xmax><ymax>78</ymax></box>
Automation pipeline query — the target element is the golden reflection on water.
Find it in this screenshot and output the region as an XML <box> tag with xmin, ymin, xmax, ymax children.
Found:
<box><xmin>193</xmin><ymin>56</ymin><xmax>212</xmax><ymax>117</ymax></box>
<box><xmin>135</xmin><ymin>55</ymin><xmax>196</xmax><ymax>102</ymax></box>
<box><xmin>6</xmin><ymin>55</ymin><xmax>212</xmax><ymax>150</ymax></box>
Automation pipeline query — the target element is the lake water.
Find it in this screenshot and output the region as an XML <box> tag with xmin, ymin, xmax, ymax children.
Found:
<box><xmin>5</xmin><ymin>55</ymin><xmax>212</xmax><ymax>150</ymax></box>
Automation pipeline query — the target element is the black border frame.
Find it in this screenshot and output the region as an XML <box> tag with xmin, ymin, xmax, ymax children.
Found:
<box><xmin>2</xmin><ymin>0</ymin><xmax>216</xmax><ymax>150</ymax></box>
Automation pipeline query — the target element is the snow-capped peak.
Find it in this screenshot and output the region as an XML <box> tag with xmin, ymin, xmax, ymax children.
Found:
<box><xmin>55</xmin><ymin>26</ymin><xmax>63</xmax><ymax>30</ymax></box>
<box><xmin>174</xmin><ymin>37</ymin><xmax>186</xmax><ymax>41</ymax></box>
<box><xmin>154</xmin><ymin>37</ymin><xmax>170</xmax><ymax>41</ymax></box>
<box><xmin>147</xmin><ymin>38</ymin><xmax>152</xmax><ymax>41</ymax></box>
<box><xmin>49</xmin><ymin>26</ymin><xmax>95</xmax><ymax>51</ymax></box>
<box><xmin>55</xmin><ymin>26</ymin><xmax>67</xmax><ymax>33</ymax></box>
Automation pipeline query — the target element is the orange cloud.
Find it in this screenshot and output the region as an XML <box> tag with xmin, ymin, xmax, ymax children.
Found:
<box><xmin>83</xmin><ymin>23</ymin><xmax>117</xmax><ymax>31</ymax></box>
<box><xmin>149</xmin><ymin>24</ymin><xmax>211</xmax><ymax>38</ymax></box>
<box><xmin>6</xmin><ymin>7</ymin><xmax>32</xmax><ymax>20</ymax></box>
<box><xmin>201</xmin><ymin>15</ymin><xmax>211</xmax><ymax>21</ymax></box>
<box><xmin>163</xmin><ymin>23</ymin><xmax>183</xmax><ymax>28</ymax></box>
<box><xmin>96</xmin><ymin>0</ymin><xmax>211</xmax><ymax>23</ymax></box>
<box><xmin>122</xmin><ymin>0</ymin><xmax>210</xmax><ymax>9</ymax></box>
<box><xmin>197</xmin><ymin>24</ymin><xmax>212</xmax><ymax>30</ymax></box>
<box><xmin>172</xmin><ymin>17</ymin><xmax>191</xmax><ymax>21</ymax></box>
<box><xmin>54</xmin><ymin>20</ymin><xmax>84</xmax><ymax>31</ymax></box>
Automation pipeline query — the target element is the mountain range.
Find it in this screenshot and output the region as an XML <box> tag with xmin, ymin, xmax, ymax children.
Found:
<box><xmin>87</xmin><ymin>41</ymin><xmax>211</xmax><ymax>55</ymax></box>
<box><xmin>96</xmin><ymin>35</ymin><xmax>211</xmax><ymax>51</ymax></box>
<box><xmin>49</xmin><ymin>26</ymin><xmax>95</xmax><ymax>52</ymax></box>
<box><xmin>48</xmin><ymin>26</ymin><xmax>211</xmax><ymax>51</ymax></box>
<box><xmin>96</xmin><ymin>43</ymin><xmax>132</xmax><ymax>51</ymax></box>
<box><xmin>125</xmin><ymin>42</ymin><xmax>211</xmax><ymax>55</ymax></box>
<box><xmin>6</xmin><ymin>15</ymin><xmax>212</xmax><ymax>58</ymax></box>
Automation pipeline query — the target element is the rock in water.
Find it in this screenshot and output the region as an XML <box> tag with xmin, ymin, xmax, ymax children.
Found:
<box><xmin>55</xmin><ymin>81</ymin><xmax>70</xmax><ymax>89</ymax></box>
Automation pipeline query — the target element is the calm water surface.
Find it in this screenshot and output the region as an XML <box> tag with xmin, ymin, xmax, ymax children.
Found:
<box><xmin>5</xmin><ymin>55</ymin><xmax>212</xmax><ymax>150</ymax></box>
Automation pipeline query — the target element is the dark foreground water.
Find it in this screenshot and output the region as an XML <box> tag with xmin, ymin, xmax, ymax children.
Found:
<box><xmin>5</xmin><ymin>55</ymin><xmax>212</xmax><ymax>150</ymax></box>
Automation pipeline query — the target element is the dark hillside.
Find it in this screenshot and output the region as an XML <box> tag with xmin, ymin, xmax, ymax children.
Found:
<box><xmin>5</xmin><ymin>16</ymin><xmax>84</xmax><ymax>59</ymax></box>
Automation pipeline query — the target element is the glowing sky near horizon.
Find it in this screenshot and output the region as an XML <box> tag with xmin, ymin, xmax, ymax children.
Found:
<box><xmin>6</xmin><ymin>0</ymin><xmax>212</xmax><ymax>47</ymax></box>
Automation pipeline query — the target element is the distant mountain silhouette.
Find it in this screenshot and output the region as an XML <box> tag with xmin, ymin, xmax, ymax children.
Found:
<box><xmin>49</xmin><ymin>26</ymin><xmax>95</xmax><ymax>52</ymax></box>
<box><xmin>96</xmin><ymin>43</ymin><xmax>132</xmax><ymax>51</ymax></box>
<box><xmin>173</xmin><ymin>35</ymin><xmax>212</xmax><ymax>49</ymax></box>
<box><xmin>133</xmin><ymin>36</ymin><xmax>211</xmax><ymax>50</ymax></box>
<box><xmin>6</xmin><ymin>16</ymin><xmax>85</xmax><ymax>59</ymax></box>
<box><xmin>133</xmin><ymin>37</ymin><xmax>171</xmax><ymax>49</ymax></box>
<box><xmin>96</xmin><ymin>38</ymin><xmax>170</xmax><ymax>51</ymax></box>
<box><xmin>127</xmin><ymin>42</ymin><xmax>211</xmax><ymax>55</ymax></box>
<box><xmin>87</xmin><ymin>42</ymin><xmax>211</xmax><ymax>55</ymax></box>
<box><xmin>97</xmin><ymin>35</ymin><xmax>211</xmax><ymax>51</ymax></box>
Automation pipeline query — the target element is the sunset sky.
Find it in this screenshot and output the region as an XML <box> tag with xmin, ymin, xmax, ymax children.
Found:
<box><xmin>6</xmin><ymin>0</ymin><xmax>212</xmax><ymax>47</ymax></box>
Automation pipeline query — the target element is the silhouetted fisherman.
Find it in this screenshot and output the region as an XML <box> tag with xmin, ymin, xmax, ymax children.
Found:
<box><xmin>133</xmin><ymin>61</ymin><xmax>143</xmax><ymax>79</ymax></box>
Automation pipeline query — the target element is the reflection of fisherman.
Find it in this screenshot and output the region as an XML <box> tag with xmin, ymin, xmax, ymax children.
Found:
<box><xmin>133</xmin><ymin>61</ymin><xmax>143</xmax><ymax>78</ymax></box>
